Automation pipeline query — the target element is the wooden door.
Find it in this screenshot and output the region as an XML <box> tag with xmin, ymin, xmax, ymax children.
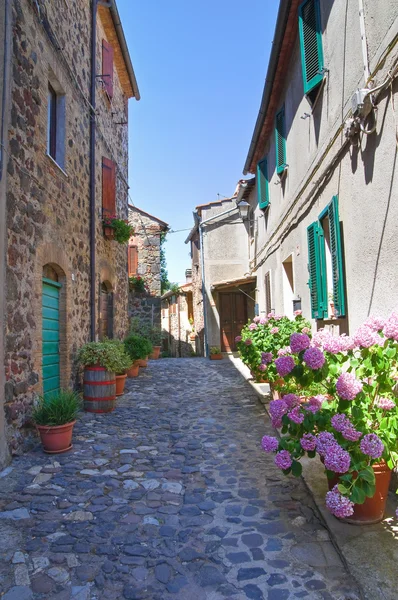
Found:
<box><xmin>220</xmin><ymin>293</ymin><xmax>248</xmax><ymax>352</ymax></box>
<box><xmin>99</xmin><ymin>283</ymin><xmax>113</xmax><ymax>340</ymax></box>
<box><xmin>42</xmin><ymin>279</ymin><xmax>61</xmax><ymax>398</ymax></box>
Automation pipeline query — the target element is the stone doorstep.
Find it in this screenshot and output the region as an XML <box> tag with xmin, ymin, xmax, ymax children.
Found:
<box><xmin>230</xmin><ymin>355</ymin><xmax>398</xmax><ymax>600</ymax></box>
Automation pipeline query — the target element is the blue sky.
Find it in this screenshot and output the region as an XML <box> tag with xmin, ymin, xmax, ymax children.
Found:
<box><xmin>118</xmin><ymin>0</ymin><xmax>280</xmax><ymax>283</ymax></box>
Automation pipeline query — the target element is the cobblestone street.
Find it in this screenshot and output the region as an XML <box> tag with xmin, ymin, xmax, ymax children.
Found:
<box><xmin>0</xmin><ymin>359</ymin><xmax>361</xmax><ymax>600</ymax></box>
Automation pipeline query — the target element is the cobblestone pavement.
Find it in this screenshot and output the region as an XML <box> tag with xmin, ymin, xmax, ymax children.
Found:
<box><xmin>0</xmin><ymin>358</ymin><xmax>362</xmax><ymax>600</ymax></box>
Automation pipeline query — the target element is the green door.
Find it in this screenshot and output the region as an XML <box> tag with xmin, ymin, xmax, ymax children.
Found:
<box><xmin>42</xmin><ymin>278</ymin><xmax>62</xmax><ymax>398</ymax></box>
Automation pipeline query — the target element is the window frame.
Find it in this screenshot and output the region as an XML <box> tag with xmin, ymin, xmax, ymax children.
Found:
<box><xmin>275</xmin><ymin>105</ymin><xmax>287</xmax><ymax>175</ymax></box>
<box><xmin>256</xmin><ymin>157</ymin><xmax>269</xmax><ymax>209</ymax></box>
<box><xmin>298</xmin><ymin>0</ymin><xmax>325</xmax><ymax>97</ymax></box>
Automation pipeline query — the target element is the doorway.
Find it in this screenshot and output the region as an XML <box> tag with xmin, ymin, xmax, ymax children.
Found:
<box><xmin>99</xmin><ymin>282</ymin><xmax>114</xmax><ymax>340</ymax></box>
<box><xmin>219</xmin><ymin>292</ymin><xmax>248</xmax><ymax>352</ymax></box>
<box><xmin>42</xmin><ymin>275</ymin><xmax>61</xmax><ymax>398</ymax></box>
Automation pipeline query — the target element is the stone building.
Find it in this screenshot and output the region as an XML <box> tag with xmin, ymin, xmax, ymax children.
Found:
<box><xmin>243</xmin><ymin>0</ymin><xmax>398</xmax><ymax>333</ymax></box>
<box><xmin>0</xmin><ymin>0</ymin><xmax>139</xmax><ymax>463</ymax></box>
<box><xmin>161</xmin><ymin>273</ymin><xmax>196</xmax><ymax>358</ymax></box>
<box><xmin>128</xmin><ymin>205</ymin><xmax>168</xmax><ymax>332</ymax></box>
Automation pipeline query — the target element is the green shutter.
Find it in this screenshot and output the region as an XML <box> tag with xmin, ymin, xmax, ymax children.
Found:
<box><xmin>307</xmin><ymin>222</ymin><xmax>327</xmax><ymax>319</ymax></box>
<box><xmin>298</xmin><ymin>0</ymin><xmax>324</xmax><ymax>95</ymax></box>
<box><xmin>328</xmin><ymin>195</ymin><xmax>345</xmax><ymax>317</ymax></box>
<box><xmin>275</xmin><ymin>106</ymin><xmax>286</xmax><ymax>175</ymax></box>
<box><xmin>257</xmin><ymin>157</ymin><xmax>269</xmax><ymax>209</ymax></box>
<box><xmin>42</xmin><ymin>280</ymin><xmax>61</xmax><ymax>399</ymax></box>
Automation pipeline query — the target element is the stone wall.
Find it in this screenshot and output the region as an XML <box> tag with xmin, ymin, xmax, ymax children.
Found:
<box><xmin>162</xmin><ymin>292</ymin><xmax>196</xmax><ymax>358</ymax></box>
<box><xmin>190</xmin><ymin>231</ymin><xmax>204</xmax><ymax>356</ymax></box>
<box><xmin>4</xmin><ymin>0</ymin><xmax>134</xmax><ymax>455</ymax></box>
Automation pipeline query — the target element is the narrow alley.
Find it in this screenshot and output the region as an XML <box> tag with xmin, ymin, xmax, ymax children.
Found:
<box><xmin>0</xmin><ymin>359</ymin><xmax>361</xmax><ymax>600</ymax></box>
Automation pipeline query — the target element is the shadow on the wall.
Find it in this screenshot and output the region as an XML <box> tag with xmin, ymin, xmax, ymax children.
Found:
<box><xmin>162</xmin><ymin>328</ymin><xmax>204</xmax><ymax>358</ymax></box>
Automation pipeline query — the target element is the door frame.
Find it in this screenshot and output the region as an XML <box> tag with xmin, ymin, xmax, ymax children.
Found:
<box><xmin>42</xmin><ymin>277</ymin><xmax>62</xmax><ymax>398</ymax></box>
<box><xmin>219</xmin><ymin>291</ymin><xmax>249</xmax><ymax>352</ymax></box>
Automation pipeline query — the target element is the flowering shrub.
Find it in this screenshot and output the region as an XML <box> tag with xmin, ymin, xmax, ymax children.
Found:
<box><xmin>261</xmin><ymin>311</ymin><xmax>398</xmax><ymax>519</ymax></box>
<box><xmin>236</xmin><ymin>313</ymin><xmax>311</xmax><ymax>382</ymax></box>
<box><xmin>129</xmin><ymin>275</ymin><xmax>146</xmax><ymax>293</ymax></box>
<box><xmin>103</xmin><ymin>214</ymin><xmax>134</xmax><ymax>244</ymax></box>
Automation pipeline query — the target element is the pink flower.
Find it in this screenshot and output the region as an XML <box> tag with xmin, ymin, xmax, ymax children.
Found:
<box><xmin>342</xmin><ymin>425</ymin><xmax>362</xmax><ymax>442</ymax></box>
<box><xmin>270</xmin><ymin>327</ymin><xmax>279</xmax><ymax>334</ymax></box>
<box><xmin>323</xmin><ymin>335</ymin><xmax>344</xmax><ymax>354</ymax></box>
<box><xmin>300</xmin><ymin>433</ymin><xmax>317</xmax><ymax>452</ymax></box>
<box><xmin>282</xmin><ymin>394</ymin><xmax>300</xmax><ymax>410</ymax></box>
<box><xmin>353</xmin><ymin>325</ymin><xmax>380</xmax><ymax>348</ymax></box>
<box><xmin>259</xmin><ymin>317</ymin><xmax>268</xmax><ymax>325</ymax></box>
<box><xmin>324</xmin><ymin>444</ymin><xmax>351</xmax><ymax>473</ymax></box>
<box><xmin>338</xmin><ymin>334</ymin><xmax>356</xmax><ymax>351</ymax></box>
<box><xmin>303</xmin><ymin>347</ymin><xmax>325</xmax><ymax>370</ymax></box>
<box><xmin>277</xmin><ymin>346</ymin><xmax>291</xmax><ymax>357</ymax></box>
<box><xmin>360</xmin><ymin>433</ymin><xmax>384</xmax><ymax>459</ymax></box>
<box><xmin>258</xmin><ymin>364</ymin><xmax>266</xmax><ymax>372</ymax></box>
<box><xmin>331</xmin><ymin>414</ymin><xmax>349</xmax><ymax>433</ymax></box>
<box><xmin>311</xmin><ymin>329</ymin><xmax>330</xmax><ymax>348</ymax></box>
<box><xmin>303</xmin><ymin>395</ymin><xmax>324</xmax><ymax>414</ymax></box>
<box><xmin>316</xmin><ymin>432</ymin><xmax>337</xmax><ymax>457</ymax></box>
<box><xmin>253</xmin><ymin>316</ymin><xmax>261</xmax><ymax>323</ymax></box>
<box><xmin>274</xmin><ymin>450</ymin><xmax>293</xmax><ymax>470</ymax></box>
<box><xmin>302</xmin><ymin>327</ymin><xmax>311</xmax><ymax>334</ymax></box>
<box><xmin>326</xmin><ymin>485</ymin><xmax>354</xmax><ymax>518</ymax></box>
<box><xmin>275</xmin><ymin>356</ymin><xmax>295</xmax><ymax>377</ymax></box>
<box><xmin>235</xmin><ymin>336</ymin><xmax>242</xmax><ymax>343</ymax></box>
<box><xmin>273</xmin><ymin>314</ymin><xmax>283</xmax><ymax>321</ymax></box>
<box><xmin>269</xmin><ymin>399</ymin><xmax>288</xmax><ymax>428</ymax></box>
<box><xmin>376</xmin><ymin>397</ymin><xmax>396</xmax><ymax>411</ymax></box>
<box><xmin>290</xmin><ymin>333</ymin><xmax>311</xmax><ymax>354</ymax></box>
<box><xmin>294</xmin><ymin>310</ymin><xmax>303</xmax><ymax>316</ymax></box>
<box><xmin>288</xmin><ymin>406</ymin><xmax>305</xmax><ymax>424</ymax></box>
<box><xmin>383</xmin><ymin>312</ymin><xmax>398</xmax><ymax>341</ymax></box>
<box><xmin>245</xmin><ymin>339</ymin><xmax>253</xmax><ymax>346</ymax></box>
<box><xmin>261</xmin><ymin>435</ymin><xmax>279</xmax><ymax>452</ymax></box>
<box><xmin>364</xmin><ymin>316</ymin><xmax>386</xmax><ymax>332</ymax></box>
<box><xmin>249</xmin><ymin>323</ymin><xmax>257</xmax><ymax>331</ymax></box>
<box><xmin>336</xmin><ymin>372</ymin><xmax>363</xmax><ymax>401</ymax></box>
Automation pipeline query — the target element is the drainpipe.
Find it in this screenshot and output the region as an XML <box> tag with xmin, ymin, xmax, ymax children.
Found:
<box><xmin>89</xmin><ymin>0</ymin><xmax>97</xmax><ymax>341</ymax></box>
<box><xmin>358</xmin><ymin>0</ymin><xmax>370</xmax><ymax>83</ymax></box>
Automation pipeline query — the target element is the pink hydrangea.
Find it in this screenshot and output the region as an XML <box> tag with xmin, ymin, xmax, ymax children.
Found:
<box><xmin>288</xmin><ymin>406</ymin><xmax>305</xmax><ymax>424</ymax></box>
<box><xmin>269</xmin><ymin>399</ymin><xmax>288</xmax><ymax>428</ymax></box>
<box><xmin>303</xmin><ymin>395</ymin><xmax>324</xmax><ymax>414</ymax></box>
<box><xmin>273</xmin><ymin>314</ymin><xmax>283</xmax><ymax>321</ymax></box>
<box><xmin>249</xmin><ymin>323</ymin><xmax>258</xmax><ymax>331</ymax></box>
<box><xmin>275</xmin><ymin>356</ymin><xmax>295</xmax><ymax>377</ymax></box>
<box><xmin>311</xmin><ymin>329</ymin><xmax>330</xmax><ymax>348</ymax></box>
<box><xmin>300</xmin><ymin>433</ymin><xmax>317</xmax><ymax>451</ymax></box>
<box><xmin>277</xmin><ymin>346</ymin><xmax>291</xmax><ymax>357</ymax></box>
<box><xmin>282</xmin><ymin>393</ymin><xmax>300</xmax><ymax>409</ymax></box>
<box><xmin>303</xmin><ymin>347</ymin><xmax>325</xmax><ymax>370</ymax></box>
<box><xmin>274</xmin><ymin>450</ymin><xmax>293</xmax><ymax>470</ymax></box>
<box><xmin>383</xmin><ymin>312</ymin><xmax>398</xmax><ymax>341</ymax></box>
<box><xmin>245</xmin><ymin>339</ymin><xmax>253</xmax><ymax>346</ymax></box>
<box><xmin>336</xmin><ymin>372</ymin><xmax>363</xmax><ymax>400</ymax></box>
<box><xmin>261</xmin><ymin>435</ymin><xmax>279</xmax><ymax>452</ymax></box>
<box><xmin>331</xmin><ymin>414</ymin><xmax>349</xmax><ymax>433</ymax></box>
<box><xmin>253</xmin><ymin>316</ymin><xmax>261</xmax><ymax>323</ymax></box>
<box><xmin>342</xmin><ymin>425</ymin><xmax>362</xmax><ymax>442</ymax></box>
<box><xmin>316</xmin><ymin>432</ymin><xmax>337</xmax><ymax>457</ymax></box>
<box><xmin>290</xmin><ymin>333</ymin><xmax>311</xmax><ymax>353</ymax></box>
<box><xmin>376</xmin><ymin>397</ymin><xmax>396</xmax><ymax>411</ymax></box>
<box><xmin>235</xmin><ymin>336</ymin><xmax>242</xmax><ymax>343</ymax></box>
<box><xmin>258</xmin><ymin>364</ymin><xmax>266</xmax><ymax>372</ymax></box>
<box><xmin>267</xmin><ymin>312</ymin><xmax>274</xmax><ymax>318</ymax></box>
<box><xmin>326</xmin><ymin>485</ymin><xmax>354</xmax><ymax>518</ymax></box>
<box><xmin>360</xmin><ymin>433</ymin><xmax>384</xmax><ymax>459</ymax></box>
<box><xmin>262</xmin><ymin>352</ymin><xmax>273</xmax><ymax>364</ymax></box>
<box><xmin>324</xmin><ymin>444</ymin><xmax>351</xmax><ymax>473</ymax></box>
<box><xmin>270</xmin><ymin>327</ymin><xmax>279</xmax><ymax>334</ymax></box>
<box><xmin>302</xmin><ymin>327</ymin><xmax>311</xmax><ymax>334</ymax></box>
<box><xmin>294</xmin><ymin>310</ymin><xmax>302</xmax><ymax>316</ymax></box>
<box><xmin>330</xmin><ymin>413</ymin><xmax>362</xmax><ymax>441</ymax></box>
<box><xmin>338</xmin><ymin>334</ymin><xmax>356</xmax><ymax>351</ymax></box>
<box><xmin>323</xmin><ymin>335</ymin><xmax>344</xmax><ymax>354</ymax></box>
<box><xmin>259</xmin><ymin>317</ymin><xmax>268</xmax><ymax>325</ymax></box>
<box><xmin>353</xmin><ymin>325</ymin><xmax>380</xmax><ymax>348</ymax></box>
<box><xmin>364</xmin><ymin>316</ymin><xmax>386</xmax><ymax>332</ymax></box>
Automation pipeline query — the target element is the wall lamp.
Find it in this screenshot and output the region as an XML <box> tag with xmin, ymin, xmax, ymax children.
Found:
<box><xmin>237</xmin><ymin>200</ymin><xmax>250</xmax><ymax>221</ymax></box>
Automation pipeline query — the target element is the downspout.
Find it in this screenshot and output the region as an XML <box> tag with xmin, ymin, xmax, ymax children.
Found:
<box><xmin>89</xmin><ymin>0</ymin><xmax>97</xmax><ymax>341</ymax></box>
<box><xmin>358</xmin><ymin>0</ymin><xmax>370</xmax><ymax>83</ymax></box>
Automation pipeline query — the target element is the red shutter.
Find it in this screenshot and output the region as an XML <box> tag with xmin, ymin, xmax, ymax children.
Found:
<box><xmin>102</xmin><ymin>40</ymin><xmax>114</xmax><ymax>100</ymax></box>
<box><xmin>128</xmin><ymin>246</ymin><xmax>138</xmax><ymax>276</ymax></box>
<box><xmin>102</xmin><ymin>157</ymin><xmax>116</xmax><ymax>218</ymax></box>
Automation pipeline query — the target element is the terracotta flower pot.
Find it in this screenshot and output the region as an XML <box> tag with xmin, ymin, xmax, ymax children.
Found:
<box><xmin>115</xmin><ymin>373</ymin><xmax>127</xmax><ymax>396</ymax></box>
<box><xmin>189</xmin><ymin>333</ymin><xmax>196</xmax><ymax>341</ymax></box>
<box><xmin>257</xmin><ymin>377</ymin><xmax>270</xmax><ymax>384</ymax></box>
<box><xmin>36</xmin><ymin>421</ymin><xmax>76</xmax><ymax>454</ymax></box>
<box><xmin>326</xmin><ymin>461</ymin><xmax>392</xmax><ymax>525</ymax></box>
<box><xmin>270</xmin><ymin>380</ymin><xmax>284</xmax><ymax>400</ymax></box>
<box><xmin>149</xmin><ymin>346</ymin><xmax>161</xmax><ymax>360</ymax></box>
<box><xmin>127</xmin><ymin>363</ymin><xmax>139</xmax><ymax>378</ymax></box>
<box><xmin>210</xmin><ymin>354</ymin><xmax>223</xmax><ymax>360</ymax></box>
<box><xmin>137</xmin><ymin>358</ymin><xmax>148</xmax><ymax>368</ymax></box>
<box><xmin>103</xmin><ymin>226</ymin><xmax>114</xmax><ymax>240</ymax></box>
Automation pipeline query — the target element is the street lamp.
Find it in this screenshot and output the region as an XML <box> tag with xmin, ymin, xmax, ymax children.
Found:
<box><xmin>237</xmin><ymin>200</ymin><xmax>250</xmax><ymax>221</ymax></box>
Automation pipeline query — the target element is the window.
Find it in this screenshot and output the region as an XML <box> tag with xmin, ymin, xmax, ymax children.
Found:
<box><xmin>257</xmin><ymin>157</ymin><xmax>269</xmax><ymax>209</ymax></box>
<box><xmin>128</xmin><ymin>245</ymin><xmax>138</xmax><ymax>276</ymax></box>
<box><xmin>298</xmin><ymin>0</ymin><xmax>324</xmax><ymax>98</ymax></box>
<box><xmin>307</xmin><ymin>196</ymin><xmax>345</xmax><ymax>320</ymax></box>
<box><xmin>102</xmin><ymin>157</ymin><xmax>116</xmax><ymax>218</ymax></box>
<box><xmin>47</xmin><ymin>80</ymin><xmax>66</xmax><ymax>168</ymax></box>
<box><xmin>102</xmin><ymin>40</ymin><xmax>114</xmax><ymax>100</ymax></box>
<box><xmin>265</xmin><ymin>271</ymin><xmax>272</xmax><ymax>315</ymax></box>
<box><xmin>275</xmin><ymin>106</ymin><xmax>287</xmax><ymax>174</ymax></box>
<box><xmin>282</xmin><ymin>256</ymin><xmax>294</xmax><ymax>319</ymax></box>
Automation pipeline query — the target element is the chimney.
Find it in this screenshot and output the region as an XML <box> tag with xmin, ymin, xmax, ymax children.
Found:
<box><xmin>185</xmin><ymin>269</ymin><xmax>192</xmax><ymax>283</ymax></box>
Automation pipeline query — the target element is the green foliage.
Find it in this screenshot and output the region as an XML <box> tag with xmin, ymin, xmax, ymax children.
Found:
<box><xmin>32</xmin><ymin>390</ymin><xmax>81</xmax><ymax>426</ymax></box>
<box><xmin>129</xmin><ymin>318</ymin><xmax>162</xmax><ymax>345</ymax></box>
<box><xmin>169</xmin><ymin>283</ymin><xmax>180</xmax><ymax>295</ymax></box>
<box><xmin>77</xmin><ymin>340</ymin><xmax>131</xmax><ymax>372</ymax></box>
<box><xmin>129</xmin><ymin>275</ymin><xmax>146</xmax><ymax>293</ymax></box>
<box><xmin>103</xmin><ymin>339</ymin><xmax>133</xmax><ymax>374</ymax></box>
<box><xmin>102</xmin><ymin>216</ymin><xmax>133</xmax><ymax>244</ymax></box>
<box><xmin>124</xmin><ymin>334</ymin><xmax>153</xmax><ymax>361</ymax></box>
<box><xmin>160</xmin><ymin>231</ymin><xmax>171</xmax><ymax>294</ymax></box>
<box><xmin>210</xmin><ymin>346</ymin><xmax>221</xmax><ymax>355</ymax></box>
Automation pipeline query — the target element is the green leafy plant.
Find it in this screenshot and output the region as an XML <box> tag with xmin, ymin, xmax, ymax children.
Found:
<box><xmin>129</xmin><ymin>318</ymin><xmax>162</xmax><ymax>346</ymax></box>
<box><xmin>103</xmin><ymin>339</ymin><xmax>133</xmax><ymax>374</ymax></box>
<box><xmin>32</xmin><ymin>390</ymin><xmax>81</xmax><ymax>426</ymax></box>
<box><xmin>124</xmin><ymin>334</ymin><xmax>153</xmax><ymax>361</ymax></box>
<box><xmin>160</xmin><ymin>231</ymin><xmax>171</xmax><ymax>294</ymax></box>
<box><xmin>102</xmin><ymin>214</ymin><xmax>134</xmax><ymax>244</ymax></box>
<box><xmin>129</xmin><ymin>275</ymin><xmax>146</xmax><ymax>293</ymax></box>
<box><xmin>210</xmin><ymin>346</ymin><xmax>221</xmax><ymax>355</ymax></box>
<box><xmin>77</xmin><ymin>340</ymin><xmax>130</xmax><ymax>372</ymax></box>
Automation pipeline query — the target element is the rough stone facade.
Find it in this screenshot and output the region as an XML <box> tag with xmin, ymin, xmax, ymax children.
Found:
<box><xmin>161</xmin><ymin>284</ymin><xmax>196</xmax><ymax>358</ymax></box>
<box><xmin>2</xmin><ymin>0</ymin><xmax>139</xmax><ymax>459</ymax></box>
<box><xmin>128</xmin><ymin>206</ymin><xmax>168</xmax><ymax>332</ymax></box>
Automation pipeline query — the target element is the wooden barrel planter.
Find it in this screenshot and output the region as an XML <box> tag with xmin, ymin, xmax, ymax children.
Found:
<box><xmin>83</xmin><ymin>366</ymin><xmax>116</xmax><ymax>413</ymax></box>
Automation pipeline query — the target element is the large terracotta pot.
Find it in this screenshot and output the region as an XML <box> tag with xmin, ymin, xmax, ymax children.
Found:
<box><xmin>115</xmin><ymin>373</ymin><xmax>127</xmax><ymax>396</ymax></box>
<box><xmin>37</xmin><ymin>421</ymin><xmax>76</xmax><ymax>454</ymax></box>
<box><xmin>327</xmin><ymin>461</ymin><xmax>391</xmax><ymax>525</ymax></box>
<box><xmin>210</xmin><ymin>354</ymin><xmax>223</xmax><ymax>360</ymax></box>
<box><xmin>103</xmin><ymin>226</ymin><xmax>114</xmax><ymax>240</ymax></box>
<box><xmin>127</xmin><ymin>363</ymin><xmax>139</xmax><ymax>378</ymax></box>
<box><xmin>149</xmin><ymin>346</ymin><xmax>161</xmax><ymax>360</ymax></box>
<box><xmin>137</xmin><ymin>358</ymin><xmax>148</xmax><ymax>368</ymax></box>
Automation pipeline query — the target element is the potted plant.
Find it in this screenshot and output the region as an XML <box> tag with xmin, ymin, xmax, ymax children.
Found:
<box><xmin>32</xmin><ymin>390</ymin><xmax>81</xmax><ymax>453</ymax></box>
<box><xmin>129</xmin><ymin>275</ymin><xmax>146</xmax><ymax>294</ymax></box>
<box><xmin>105</xmin><ymin>339</ymin><xmax>133</xmax><ymax>396</ymax></box>
<box><xmin>210</xmin><ymin>346</ymin><xmax>223</xmax><ymax>360</ymax></box>
<box><xmin>124</xmin><ymin>334</ymin><xmax>153</xmax><ymax>371</ymax></box>
<box><xmin>77</xmin><ymin>341</ymin><xmax>125</xmax><ymax>412</ymax></box>
<box><xmin>102</xmin><ymin>214</ymin><xmax>134</xmax><ymax>244</ymax></box>
<box><xmin>261</xmin><ymin>313</ymin><xmax>398</xmax><ymax>524</ymax></box>
<box><xmin>189</xmin><ymin>318</ymin><xmax>196</xmax><ymax>341</ymax></box>
<box><xmin>148</xmin><ymin>326</ymin><xmax>162</xmax><ymax>360</ymax></box>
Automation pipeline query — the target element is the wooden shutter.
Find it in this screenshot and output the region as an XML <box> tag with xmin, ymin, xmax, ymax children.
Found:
<box><xmin>128</xmin><ymin>246</ymin><xmax>138</xmax><ymax>276</ymax></box>
<box><xmin>298</xmin><ymin>0</ymin><xmax>324</xmax><ymax>95</ymax></box>
<box><xmin>102</xmin><ymin>40</ymin><xmax>114</xmax><ymax>99</ymax></box>
<box><xmin>265</xmin><ymin>272</ymin><xmax>271</xmax><ymax>315</ymax></box>
<box><xmin>275</xmin><ymin>106</ymin><xmax>287</xmax><ymax>174</ymax></box>
<box><xmin>328</xmin><ymin>196</ymin><xmax>346</xmax><ymax>317</ymax></box>
<box><xmin>257</xmin><ymin>157</ymin><xmax>269</xmax><ymax>209</ymax></box>
<box><xmin>307</xmin><ymin>222</ymin><xmax>327</xmax><ymax>319</ymax></box>
<box><xmin>102</xmin><ymin>157</ymin><xmax>116</xmax><ymax>218</ymax></box>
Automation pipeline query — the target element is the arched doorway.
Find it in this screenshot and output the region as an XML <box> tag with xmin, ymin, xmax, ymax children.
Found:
<box><xmin>42</xmin><ymin>265</ymin><xmax>62</xmax><ymax>398</ymax></box>
<box><xmin>99</xmin><ymin>281</ymin><xmax>114</xmax><ymax>340</ymax></box>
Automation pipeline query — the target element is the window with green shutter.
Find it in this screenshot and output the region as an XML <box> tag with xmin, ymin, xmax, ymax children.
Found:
<box><xmin>298</xmin><ymin>0</ymin><xmax>324</xmax><ymax>97</ymax></box>
<box><xmin>327</xmin><ymin>196</ymin><xmax>345</xmax><ymax>317</ymax></box>
<box><xmin>257</xmin><ymin>157</ymin><xmax>269</xmax><ymax>209</ymax></box>
<box><xmin>307</xmin><ymin>221</ymin><xmax>327</xmax><ymax>319</ymax></box>
<box><xmin>275</xmin><ymin>106</ymin><xmax>287</xmax><ymax>175</ymax></box>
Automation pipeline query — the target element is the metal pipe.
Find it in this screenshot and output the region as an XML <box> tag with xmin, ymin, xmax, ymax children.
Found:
<box><xmin>199</xmin><ymin>221</ymin><xmax>209</xmax><ymax>358</ymax></box>
<box><xmin>89</xmin><ymin>0</ymin><xmax>97</xmax><ymax>341</ymax></box>
<box><xmin>358</xmin><ymin>0</ymin><xmax>370</xmax><ymax>83</ymax></box>
<box><xmin>0</xmin><ymin>0</ymin><xmax>10</xmax><ymax>181</ymax></box>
